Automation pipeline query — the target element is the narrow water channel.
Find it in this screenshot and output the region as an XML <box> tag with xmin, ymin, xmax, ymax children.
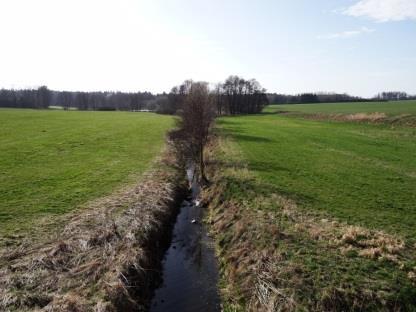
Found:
<box><xmin>149</xmin><ymin>167</ymin><xmax>221</xmax><ymax>312</ymax></box>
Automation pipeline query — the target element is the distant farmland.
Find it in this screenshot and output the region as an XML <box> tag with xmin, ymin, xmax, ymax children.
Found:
<box><xmin>266</xmin><ymin>100</ymin><xmax>416</xmax><ymax>115</ymax></box>
<box><xmin>0</xmin><ymin>109</ymin><xmax>174</xmax><ymax>237</ymax></box>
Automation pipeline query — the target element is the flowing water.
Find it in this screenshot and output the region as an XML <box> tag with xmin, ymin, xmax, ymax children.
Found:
<box><xmin>149</xmin><ymin>167</ymin><xmax>221</xmax><ymax>312</ymax></box>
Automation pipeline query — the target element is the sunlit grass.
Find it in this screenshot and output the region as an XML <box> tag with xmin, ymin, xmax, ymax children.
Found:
<box><xmin>218</xmin><ymin>112</ymin><xmax>416</xmax><ymax>241</ymax></box>
<box><xmin>0</xmin><ymin>109</ymin><xmax>174</xmax><ymax>235</ymax></box>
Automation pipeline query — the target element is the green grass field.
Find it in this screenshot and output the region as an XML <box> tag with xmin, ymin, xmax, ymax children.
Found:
<box><xmin>0</xmin><ymin>109</ymin><xmax>174</xmax><ymax>236</ymax></box>
<box><xmin>214</xmin><ymin>107</ymin><xmax>416</xmax><ymax>309</ymax></box>
<box><xmin>266</xmin><ymin>100</ymin><xmax>416</xmax><ymax>115</ymax></box>
<box><xmin>218</xmin><ymin>112</ymin><xmax>416</xmax><ymax>241</ymax></box>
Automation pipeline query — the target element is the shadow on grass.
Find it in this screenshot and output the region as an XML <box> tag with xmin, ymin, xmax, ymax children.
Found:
<box><xmin>216</xmin><ymin>166</ymin><xmax>318</xmax><ymax>208</ymax></box>
<box><xmin>217</xmin><ymin>111</ymin><xmax>285</xmax><ymax>120</ymax></box>
<box><xmin>232</xmin><ymin>133</ymin><xmax>275</xmax><ymax>143</ymax></box>
<box><xmin>261</xmin><ymin>109</ymin><xmax>296</xmax><ymax>115</ymax></box>
<box><xmin>249</xmin><ymin>161</ymin><xmax>291</xmax><ymax>173</ymax></box>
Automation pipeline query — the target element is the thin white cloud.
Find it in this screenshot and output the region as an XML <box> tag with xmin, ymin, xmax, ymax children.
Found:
<box><xmin>344</xmin><ymin>0</ymin><xmax>416</xmax><ymax>22</ymax></box>
<box><xmin>317</xmin><ymin>27</ymin><xmax>375</xmax><ymax>39</ymax></box>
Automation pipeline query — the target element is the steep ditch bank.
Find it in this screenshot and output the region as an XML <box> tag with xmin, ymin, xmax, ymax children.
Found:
<box><xmin>0</xmin><ymin>148</ymin><xmax>188</xmax><ymax>312</ymax></box>
<box><xmin>150</xmin><ymin>165</ymin><xmax>221</xmax><ymax>312</ymax></box>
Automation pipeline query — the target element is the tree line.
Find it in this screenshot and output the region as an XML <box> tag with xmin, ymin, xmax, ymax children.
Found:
<box><xmin>375</xmin><ymin>92</ymin><xmax>416</xmax><ymax>101</ymax></box>
<box><xmin>269</xmin><ymin>92</ymin><xmax>372</xmax><ymax>105</ymax></box>
<box><xmin>5</xmin><ymin>81</ymin><xmax>411</xmax><ymax>112</ymax></box>
<box><xmin>0</xmin><ymin>86</ymin><xmax>158</xmax><ymax>111</ymax></box>
<box><xmin>269</xmin><ymin>91</ymin><xmax>416</xmax><ymax>105</ymax></box>
<box><xmin>0</xmin><ymin>76</ymin><xmax>268</xmax><ymax>115</ymax></box>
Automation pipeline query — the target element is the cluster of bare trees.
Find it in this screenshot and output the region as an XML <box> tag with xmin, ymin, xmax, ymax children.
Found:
<box><xmin>167</xmin><ymin>76</ymin><xmax>267</xmax><ymax>183</ymax></box>
<box><xmin>215</xmin><ymin>76</ymin><xmax>268</xmax><ymax>115</ymax></box>
<box><xmin>159</xmin><ymin>76</ymin><xmax>268</xmax><ymax>115</ymax></box>
<box><xmin>0</xmin><ymin>87</ymin><xmax>157</xmax><ymax>111</ymax></box>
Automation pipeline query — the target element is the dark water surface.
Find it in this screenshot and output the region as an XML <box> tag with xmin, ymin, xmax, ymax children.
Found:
<box><xmin>149</xmin><ymin>168</ymin><xmax>221</xmax><ymax>312</ymax></box>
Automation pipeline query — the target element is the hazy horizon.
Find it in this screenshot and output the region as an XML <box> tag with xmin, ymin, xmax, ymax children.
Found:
<box><xmin>1</xmin><ymin>0</ymin><xmax>415</xmax><ymax>97</ymax></box>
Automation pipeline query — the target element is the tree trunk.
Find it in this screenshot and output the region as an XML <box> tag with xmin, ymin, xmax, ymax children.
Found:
<box><xmin>199</xmin><ymin>144</ymin><xmax>208</xmax><ymax>184</ymax></box>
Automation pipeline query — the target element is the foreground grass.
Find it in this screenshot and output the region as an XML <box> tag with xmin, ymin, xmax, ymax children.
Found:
<box><xmin>266</xmin><ymin>100</ymin><xmax>416</xmax><ymax>115</ymax></box>
<box><xmin>204</xmin><ymin>134</ymin><xmax>416</xmax><ymax>311</ymax></box>
<box><xmin>0</xmin><ymin>109</ymin><xmax>174</xmax><ymax>237</ymax></box>
<box><xmin>218</xmin><ymin>114</ymin><xmax>416</xmax><ymax>242</ymax></box>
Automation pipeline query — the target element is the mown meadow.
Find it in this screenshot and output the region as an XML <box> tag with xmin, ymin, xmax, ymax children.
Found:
<box><xmin>0</xmin><ymin>109</ymin><xmax>174</xmax><ymax>237</ymax></box>
<box><xmin>210</xmin><ymin>101</ymin><xmax>416</xmax><ymax>310</ymax></box>
<box><xmin>218</xmin><ymin>108</ymin><xmax>416</xmax><ymax>240</ymax></box>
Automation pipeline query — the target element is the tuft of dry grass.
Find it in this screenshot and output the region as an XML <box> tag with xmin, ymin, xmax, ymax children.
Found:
<box><xmin>0</xmin><ymin>144</ymin><xmax>186</xmax><ymax>312</ymax></box>
<box><xmin>300</xmin><ymin>111</ymin><xmax>416</xmax><ymax>127</ymax></box>
<box><xmin>343</xmin><ymin>112</ymin><xmax>387</xmax><ymax>121</ymax></box>
<box><xmin>267</xmin><ymin>197</ymin><xmax>408</xmax><ymax>268</ymax></box>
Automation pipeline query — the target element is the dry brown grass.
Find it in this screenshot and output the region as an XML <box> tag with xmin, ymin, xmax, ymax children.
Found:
<box><xmin>302</xmin><ymin>112</ymin><xmax>416</xmax><ymax>127</ymax></box>
<box><xmin>343</xmin><ymin>112</ymin><xmax>387</xmax><ymax>121</ymax></box>
<box><xmin>259</xmin><ymin>193</ymin><xmax>408</xmax><ymax>268</ymax></box>
<box><xmin>274</xmin><ymin>196</ymin><xmax>408</xmax><ymax>269</ymax></box>
<box><xmin>304</xmin><ymin>112</ymin><xmax>387</xmax><ymax>124</ymax></box>
<box><xmin>0</xmin><ymin>146</ymin><xmax>186</xmax><ymax>312</ymax></box>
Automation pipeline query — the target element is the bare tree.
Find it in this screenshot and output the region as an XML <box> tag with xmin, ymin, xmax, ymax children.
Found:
<box><xmin>170</xmin><ymin>81</ymin><xmax>215</xmax><ymax>183</ymax></box>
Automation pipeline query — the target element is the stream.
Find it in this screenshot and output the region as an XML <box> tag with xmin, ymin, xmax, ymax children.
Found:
<box><xmin>149</xmin><ymin>166</ymin><xmax>221</xmax><ymax>312</ymax></box>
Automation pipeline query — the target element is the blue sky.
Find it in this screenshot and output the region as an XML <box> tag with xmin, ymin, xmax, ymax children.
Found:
<box><xmin>0</xmin><ymin>0</ymin><xmax>415</xmax><ymax>97</ymax></box>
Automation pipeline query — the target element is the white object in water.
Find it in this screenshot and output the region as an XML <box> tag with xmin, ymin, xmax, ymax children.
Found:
<box><xmin>195</xmin><ymin>200</ymin><xmax>201</xmax><ymax>207</ymax></box>
<box><xmin>191</xmin><ymin>219</ymin><xmax>197</xmax><ymax>224</ymax></box>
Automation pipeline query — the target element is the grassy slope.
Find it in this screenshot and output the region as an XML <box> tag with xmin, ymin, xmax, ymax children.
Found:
<box><xmin>0</xmin><ymin>109</ymin><xmax>174</xmax><ymax>236</ymax></box>
<box><xmin>266</xmin><ymin>100</ymin><xmax>416</xmax><ymax>115</ymax></box>
<box><xmin>218</xmin><ymin>114</ymin><xmax>416</xmax><ymax>241</ymax></box>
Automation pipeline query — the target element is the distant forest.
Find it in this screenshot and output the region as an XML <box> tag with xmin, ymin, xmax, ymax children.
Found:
<box><xmin>1</xmin><ymin>82</ymin><xmax>414</xmax><ymax>113</ymax></box>
<box><xmin>0</xmin><ymin>87</ymin><xmax>157</xmax><ymax>111</ymax></box>
<box><xmin>268</xmin><ymin>91</ymin><xmax>416</xmax><ymax>105</ymax></box>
